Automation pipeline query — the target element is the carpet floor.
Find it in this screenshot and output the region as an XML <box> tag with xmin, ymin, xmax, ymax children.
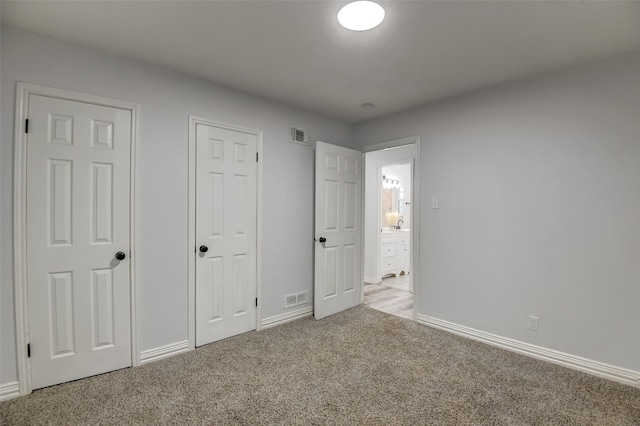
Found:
<box><xmin>1</xmin><ymin>305</ymin><xmax>639</xmax><ymax>425</ymax></box>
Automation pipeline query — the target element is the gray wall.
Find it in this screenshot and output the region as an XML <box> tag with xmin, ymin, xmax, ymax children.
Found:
<box><xmin>0</xmin><ymin>27</ymin><xmax>353</xmax><ymax>383</ymax></box>
<box><xmin>355</xmin><ymin>51</ymin><xmax>640</xmax><ymax>371</ymax></box>
<box><xmin>3</xmin><ymin>24</ymin><xmax>639</xmax><ymax>387</ymax></box>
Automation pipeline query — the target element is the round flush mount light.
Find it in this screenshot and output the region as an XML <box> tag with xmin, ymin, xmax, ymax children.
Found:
<box><xmin>338</xmin><ymin>1</ymin><xmax>385</xmax><ymax>31</ymax></box>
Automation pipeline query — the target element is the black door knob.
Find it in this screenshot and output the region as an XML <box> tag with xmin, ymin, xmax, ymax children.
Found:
<box><xmin>199</xmin><ymin>245</ymin><xmax>209</xmax><ymax>253</ymax></box>
<box><xmin>319</xmin><ymin>237</ymin><xmax>326</xmax><ymax>243</ymax></box>
<box><xmin>115</xmin><ymin>251</ymin><xmax>126</xmax><ymax>261</ymax></box>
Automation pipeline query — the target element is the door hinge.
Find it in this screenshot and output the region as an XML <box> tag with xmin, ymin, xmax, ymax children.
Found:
<box><xmin>25</xmin><ymin>119</ymin><xmax>29</xmax><ymax>134</ymax></box>
<box><xmin>255</xmin><ymin>298</ymin><xmax>258</xmax><ymax>307</ymax></box>
<box><xmin>256</xmin><ymin>152</ymin><xmax>259</xmax><ymax>162</ymax></box>
<box><xmin>27</xmin><ymin>343</ymin><xmax>31</xmax><ymax>358</ymax></box>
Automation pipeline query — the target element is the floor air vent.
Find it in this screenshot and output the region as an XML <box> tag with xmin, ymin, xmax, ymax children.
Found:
<box><xmin>284</xmin><ymin>290</ymin><xmax>309</xmax><ymax>308</ymax></box>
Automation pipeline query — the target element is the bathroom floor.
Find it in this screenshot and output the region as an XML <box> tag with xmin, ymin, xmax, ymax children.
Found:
<box><xmin>376</xmin><ymin>274</ymin><xmax>411</xmax><ymax>292</ymax></box>
<box><xmin>364</xmin><ymin>280</ymin><xmax>414</xmax><ymax>320</ymax></box>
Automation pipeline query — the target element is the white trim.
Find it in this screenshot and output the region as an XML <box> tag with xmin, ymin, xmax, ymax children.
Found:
<box><xmin>416</xmin><ymin>314</ymin><xmax>640</xmax><ymax>388</ymax></box>
<box><xmin>13</xmin><ymin>83</ymin><xmax>30</xmax><ymax>396</ymax></box>
<box><xmin>359</xmin><ymin>136</ymin><xmax>418</xmax><ymax>153</ymax></box>
<box><xmin>255</xmin><ymin>133</ymin><xmax>264</xmax><ymax>331</ymax></box>
<box><xmin>375</xmin><ymin>162</ymin><xmax>381</xmax><ymax>283</ymax></box>
<box><xmin>261</xmin><ymin>306</ymin><xmax>313</xmax><ymax>329</ymax></box>
<box><xmin>412</xmin><ymin>139</ymin><xmax>421</xmax><ymax>316</ymax></box>
<box><xmin>13</xmin><ymin>82</ymin><xmax>140</xmax><ymax>396</ymax></box>
<box><xmin>0</xmin><ymin>382</ymin><xmax>21</xmax><ymax>402</ymax></box>
<box><xmin>187</xmin><ymin>116</ymin><xmax>264</xmax><ymax>347</ymax></box>
<box><xmin>130</xmin><ymin>96</ymin><xmax>141</xmax><ymax>367</ymax></box>
<box><xmin>360</xmin><ymin>152</ymin><xmax>366</xmax><ymax>303</ymax></box>
<box><xmin>139</xmin><ymin>340</ymin><xmax>190</xmax><ymax>365</ymax></box>
<box><xmin>187</xmin><ymin>117</ymin><xmax>196</xmax><ymax>350</ymax></box>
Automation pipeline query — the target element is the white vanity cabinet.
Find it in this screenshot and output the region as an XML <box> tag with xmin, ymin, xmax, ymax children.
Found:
<box><xmin>379</xmin><ymin>231</ymin><xmax>410</xmax><ymax>281</ymax></box>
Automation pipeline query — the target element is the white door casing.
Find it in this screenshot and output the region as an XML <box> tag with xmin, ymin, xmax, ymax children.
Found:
<box><xmin>194</xmin><ymin>122</ymin><xmax>258</xmax><ymax>346</ymax></box>
<box><xmin>314</xmin><ymin>141</ymin><xmax>362</xmax><ymax>320</ymax></box>
<box><xmin>25</xmin><ymin>94</ymin><xmax>133</xmax><ymax>390</ymax></box>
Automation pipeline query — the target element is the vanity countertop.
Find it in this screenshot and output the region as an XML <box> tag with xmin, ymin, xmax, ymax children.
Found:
<box><xmin>382</xmin><ymin>229</ymin><xmax>410</xmax><ymax>233</ymax></box>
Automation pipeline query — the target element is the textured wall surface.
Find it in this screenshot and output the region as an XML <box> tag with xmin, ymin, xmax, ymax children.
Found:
<box><xmin>355</xmin><ymin>51</ymin><xmax>640</xmax><ymax>371</ymax></box>
<box><xmin>0</xmin><ymin>27</ymin><xmax>353</xmax><ymax>383</ymax></box>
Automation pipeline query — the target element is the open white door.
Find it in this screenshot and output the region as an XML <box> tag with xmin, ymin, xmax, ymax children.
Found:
<box><xmin>314</xmin><ymin>141</ymin><xmax>362</xmax><ymax>320</ymax></box>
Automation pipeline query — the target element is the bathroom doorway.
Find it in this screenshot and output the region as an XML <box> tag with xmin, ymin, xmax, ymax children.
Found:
<box><xmin>362</xmin><ymin>139</ymin><xmax>419</xmax><ymax>320</ymax></box>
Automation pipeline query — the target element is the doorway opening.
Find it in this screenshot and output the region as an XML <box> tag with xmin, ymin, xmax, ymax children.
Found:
<box><xmin>362</xmin><ymin>139</ymin><xmax>419</xmax><ymax>320</ymax></box>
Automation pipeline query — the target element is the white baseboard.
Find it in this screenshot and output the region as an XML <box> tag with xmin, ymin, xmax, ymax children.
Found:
<box><xmin>139</xmin><ymin>340</ymin><xmax>190</xmax><ymax>365</ymax></box>
<box><xmin>416</xmin><ymin>314</ymin><xmax>640</xmax><ymax>388</ymax></box>
<box><xmin>0</xmin><ymin>381</ymin><xmax>20</xmax><ymax>402</ymax></box>
<box><xmin>261</xmin><ymin>306</ymin><xmax>313</xmax><ymax>329</ymax></box>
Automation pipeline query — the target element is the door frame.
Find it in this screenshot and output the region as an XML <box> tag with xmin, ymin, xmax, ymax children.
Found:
<box><xmin>187</xmin><ymin>116</ymin><xmax>264</xmax><ymax>349</ymax></box>
<box><xmin>13</xmin><ymin>82</ymin><xmax>141</xmax><ymax>396</ymax></box>
<box><xmin>360</xmin><ymin>136</ymin><xmax>420</xmax><ymax>319</ymax></box>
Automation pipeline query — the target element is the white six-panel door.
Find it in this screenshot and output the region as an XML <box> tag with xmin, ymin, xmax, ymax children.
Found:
<box><xmin>314</xmin><ymin>141</ymin><xmax>362</xmax><ymax>320</ymax></box>
<box><xmin>195</xmin><ymin>123</ymin><xmax>257</xmax><ymax>346</ymax></box>
<box><xmin>26</xmin><ymin>94</ymin><xmax>132</xmax><ymax>389</ymax></box>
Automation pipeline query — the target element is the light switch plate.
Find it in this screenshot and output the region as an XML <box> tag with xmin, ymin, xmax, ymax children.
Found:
<box><xmin>528</xmin><ymin>316</ymin><xmax>539</xmax><ymax>331</ymax></box>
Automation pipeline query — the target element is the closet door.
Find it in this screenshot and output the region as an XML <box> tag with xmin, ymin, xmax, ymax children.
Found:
<box><xmin>195</xmin><ymin>122</ymin><xmax>258</xmax><ymax>346</ymax></box>
<box><xmin>26</xmin><ymin>94</ymin><xmax>132</xmax><ymax>389</ymax></box>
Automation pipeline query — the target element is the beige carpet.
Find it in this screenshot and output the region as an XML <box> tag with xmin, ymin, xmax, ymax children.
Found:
<box><xmin>1</xmin><ymin>305</ymin><xmax>639</xmax><ymax>425</ymax></box>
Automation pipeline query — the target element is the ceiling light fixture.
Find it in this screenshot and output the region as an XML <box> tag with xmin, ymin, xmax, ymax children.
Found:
<box><xmin>338</xmin><ymin>1</ymin><xmax>385</xmax><ymax>31</ymax></box>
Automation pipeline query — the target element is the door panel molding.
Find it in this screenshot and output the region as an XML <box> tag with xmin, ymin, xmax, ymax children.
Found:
<box><xmin>187</xmin><ymin>116</ymin><xmax>263</xmax><ymax>350</ymax></box>
<box><xmin>13</xmin><ymin>82</ymin><xmax>140</xmax><ymax>396</ymax></box>
<box><xmin>314</xmin><ymin>141</ymin><xmax>363</xmax><ymax>319</ymax></box>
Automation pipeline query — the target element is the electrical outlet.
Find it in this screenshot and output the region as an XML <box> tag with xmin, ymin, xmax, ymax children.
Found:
<box><xmin>431</xmin><ymin>197</ymin><xmax>439</xmax><ymax>209</ymax></box>
<box><xmin>528</xmin><ymin>315</ymin><xmax>539</xmax><ymax>331</ymax></box>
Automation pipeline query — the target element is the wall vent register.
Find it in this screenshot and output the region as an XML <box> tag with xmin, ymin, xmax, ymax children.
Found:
<box><xmin>290</xmin><ymin>127</ymin><xmax>309</xmax><ymax>146</ymax></box>
<box><xmin>284</xmin><ymin>290</ymin><xmax>309</xmax><ymax>308</ymax></box>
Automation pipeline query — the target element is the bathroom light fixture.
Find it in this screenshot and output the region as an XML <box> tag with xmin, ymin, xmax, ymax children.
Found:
<box><xmin>382</xmin><ymin>175</ymin><xmax>400</xmax><ymax>189</ymax></box>
<box><xmin>338</xmin><ymin>1</ymin><xmax>385</xmax><ymax>31</ymax></box>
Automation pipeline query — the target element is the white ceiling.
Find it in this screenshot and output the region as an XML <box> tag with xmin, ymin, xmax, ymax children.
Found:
<box><xmin>3</xmin><ymin>1</ymin><xmax>640</xmax><ymax>123</ymax></box>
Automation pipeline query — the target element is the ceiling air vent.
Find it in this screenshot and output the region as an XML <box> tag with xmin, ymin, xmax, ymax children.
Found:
<box><xmin>290</xmin><ymin>127</ymin><xmax>309</xmax><ymax>146</ymax></box>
